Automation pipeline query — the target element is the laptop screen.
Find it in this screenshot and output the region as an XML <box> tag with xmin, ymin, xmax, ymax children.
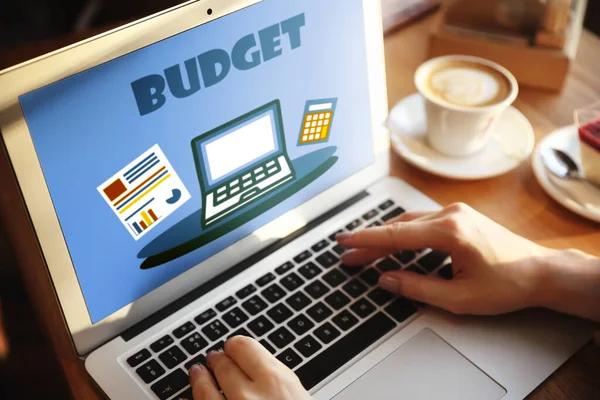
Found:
<box><xmin>18</xmin><ymin>0</ymin><xmax>375</xmax><ymax>323</ymax></box>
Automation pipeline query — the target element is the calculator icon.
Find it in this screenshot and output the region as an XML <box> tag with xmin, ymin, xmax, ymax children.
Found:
<box><xmin>297</xmin><ymin>98</ymin><xmax>338</xmax><ymax>146</ymax></box>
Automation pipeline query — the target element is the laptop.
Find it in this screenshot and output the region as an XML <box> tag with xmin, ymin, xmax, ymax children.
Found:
<box><xmin>0</xmin><ymin>1</ymin><xmax>593</xmax><ymax>399</ymax></box>
<box><xmin>191</xmin><ymin>100</ymin><xmax>295</xmax><ymax>229</ymax></box>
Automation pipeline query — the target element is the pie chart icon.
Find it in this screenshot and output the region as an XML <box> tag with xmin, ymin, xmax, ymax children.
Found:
<box><xmin>166</xmin><ymin>189</ymin><xmax>182</xmax><ymax>204</ymax></box>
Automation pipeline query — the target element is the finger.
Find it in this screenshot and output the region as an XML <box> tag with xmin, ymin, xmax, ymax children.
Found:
<box><xmin>383</xmin><ymin>210</ymin><xmax>435</xmax><ymax>225</ymax></box>
<box><xmin>379</xmin><ymin>271</ymin><xmax>470</xmax><ymax>313</ymax></box>
<box><xmin>336</xmin><ymin>220</ymin><xmax>454</xmax><ymax>253</ymax></box>
<box><xmin>189</xmin><ymin>364</ymin><xmax>225</xmax><ymax>400</ymax></box>
<box><xmin>225</xmin><ymin>336</ymin><xmax>279</xmax><ymax>380</ymax></box>
<box><xmin>340</xmin><ymin>248</ymin><xmax>394</xmax><ymax>266</ymax></box>
<box><xmin>206</xmin><ymin>350</ymin><xmax>251</xmax><ymax>398</ymax></box>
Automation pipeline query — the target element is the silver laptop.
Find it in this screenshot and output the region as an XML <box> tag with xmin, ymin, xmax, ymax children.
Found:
<box><xmin>0</xmin><ymin>1</ymin><xmax>593</xmax><ymax>399</ymax></box>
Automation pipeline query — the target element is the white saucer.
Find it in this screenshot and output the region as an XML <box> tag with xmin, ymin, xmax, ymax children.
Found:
<box><xmin>387</xmin><ymin>93</ymin><xmax>535</xmax><ymax>180</ymax></box>
<box><xmin>532</xmin><ymin>125</ymin><xmax>600</xmax><ymax>223</ymax></box>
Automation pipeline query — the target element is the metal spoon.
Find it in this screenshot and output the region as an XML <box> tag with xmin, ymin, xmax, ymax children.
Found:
<box><xmin>541</xmin><ymin>148</ymin><xmax>600</xmax><ymax>191</ymax></box>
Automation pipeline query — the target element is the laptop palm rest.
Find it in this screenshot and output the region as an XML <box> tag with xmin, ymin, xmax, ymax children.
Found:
<box><xmin>333</xmin><ymin>328</ymin><xmax>507</xmax><ymax>400</ymax></box>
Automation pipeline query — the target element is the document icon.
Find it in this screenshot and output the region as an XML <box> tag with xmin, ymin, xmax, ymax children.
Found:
<box><xmin>98</xmin><ymin>144</ymin><xmax>191</xmax><ymax>240</ymax></box>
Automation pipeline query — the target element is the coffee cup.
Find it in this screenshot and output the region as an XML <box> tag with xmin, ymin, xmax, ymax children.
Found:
<box><xmin>414</xmin><ymin>55</ymin><xmax>519</xmax><ymax>157</ymax></box>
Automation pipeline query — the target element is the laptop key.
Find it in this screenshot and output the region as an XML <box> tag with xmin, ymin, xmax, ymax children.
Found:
<box><xmin>267</xmin><ymin>303</ymin><xmax>294</xmax><ymax>324</ymax></box>
<box><xmin>304</xmin><ymin>280</ymin><xmax>330</xmax><ymax>299</ymax></box>
<box><xmin>376</xmin><ymin>258</ymin><xmax>401</xmax><ymax>273</ymax></box>
<box><xmin>324</xmin><ymin>290</ymin><xmax>350</xmax><ymax>310</ymax></box>
<box><xmin>235</xmin><ymin>284</ymin><xmax>257</xmax><ymax>299</ymax></box>
<box><xmin>359</xmin><ymin>268</ymin><xmax>380</xmax><ymax>286</ymax></box>
<box><xmin>405</xmin><ymin>264</ymin><xmax>427</xmax><ymax>276</ymax></box>
<box><xmin>173</xmin><ymin>322</ymin><xmax>195</xmax><ymax>339</ymax></box>
<box><xmin>268</xmin><ymin>327</ymin><xmax>296</xmax><ymax>349</ymax></box>
<box><xmin>261</xmin><ymin>284</ymin><xmax>286</xmax><ymax>303</ymax></box>
<box><xmin>194</xmin><ymin>309</ymin><xmax>216</xmax><ymax>326</ymax></box>
<box><xmin>332</xmin><ymin>310</ymin><xmax>359</xmax><ymax>331</ymax></box>
<box><xmin>378</xmin><ymin>199</ymin><xmax>395</xmax><ymax>210</ymax></box>
<box><xmin>313</xmin><ymin>322</ymin><xmax>340</xmax><ymax>345</ymax></box>
<box><xmin>241</xmin><ymin>295</ymin><xmax>268</xmax><ymax>315</ymax></box>
<box><xmin>136</xmin><ymin>359</ymin><xmax>165</xmax><ymax>384</ymax></box>
<box><xmin>281</xmin><ymin>272</ymin><xmax>305</xmax><ymax>291</ymax></box>
<box><xmin>346</xmin><ymin>219</ymin><xmax>362</xmax><ymax>231</ymax></box>
<box><xmin>260</xmin><ymin>339</ymin><xmax>277</xmax><ymax>355</ymax></box>
<box><xmin>247</xmin><ymin>315</ymin><xmax>275</xmax><ymax>337</ymax></box>
<box><xmin>174</xmin><ymin>387</ymin><xmax>193</xmax><ymax>400</ymax></box>
<box><xmin>394</xmin><ymin>250</ymin><xmax>416</xmax><ymax>264</ymax></box>
<box><xmin>294</xmin><ymin>334</ymin><xmax>323</xmax><ymax>358</ymax></box>
<box><xmin>184</xmin><ymin>354</ymin><xmax>207</xmax><ymax>370</ymax></box>
<box><xmin>201</xmin><ymin>320</ymin><xmax>230</xmax><ymax>342</ymax></box>
<box><xmin>439</xmin><ymin>263</ymin><xmax>453</xmax><ymax>280</ymax></box>
<box><xmin>368</xmin><ymin>288</ymin><xmax>394</xmax><ymax>306</ymax></box>
<box><xmin>287</xmin><ymin>314</ymin><xmax>315</xmax><ymax>335</ymax></box>
<box><xmin>275</xmin><ymin>261</ymin><xmax>294</xmax><ymax>275</ymax></box>
<box><xmin>158</xmin><ymin>346</ymin><xmax>188</xmax><ymax>369</ymax></box>
<box><xmin>385</xmin><ymin>298</ymin><xmax>418</xmax><ymax>323</ymax></box>
<box><xmin>150</xmin><ymin>335</ymin><xmax>174</xmax><ymax>354</ymax></box>
<box><xmin>207</xmin><ymin>341</ymin><xmax>225</xmax><ymax>353</ymax></box>
<box><xmin>295</xmin><ymin>313</ymin><xmax>397</xmax><ymax>391</ymax></box>
<box><xmin>381</xmin><ymin>207</ymin><xmax>405</xmax><ymax>222</ymax></box>
<box><xmin>311</xmin><ymin>240</ymin><xmax>329</xmax><ymax>252</ymax></box>
<box><xmin>150</xmin><ymin>368</ymin><xmax>188</xmax><ymax>400</ymax></box>
<box><xmin>315</xmin><ymin>251</ymin><xmax>339</xmax><ymax>268</ymax></box>
<box><xmin>328</xmin><ymin>229</ymin><xmax>343</xmax><ymax>241</ymax></box>
<box><xmin>367</xmin><ymin>221</ymin><xmax>382</xmax><ymax>227</ymax></box>
<box><xmin>418</xmin><ymin>250</ymin><xmax>450</xmax><ymax>272</ymax></box>
<box><xmin>215</xmin><ymin>296</ymin><xmax>237</xmax><ymax>312</ymax></box>
<box><xmin>181</xmin><ymin>332</ymin><xmax>209</xmax><ymax>355</ymax></box>
<box><xmin>298</xmin><ymin>262</ymin><xmax>322</xmax><ymax>280</ymax></box>
<box><xmin>228</xmin><ymin>327</ymin><xmax>253</xmax><ymax>339</ymax></box>
<box><xmin>350</xmin><ymin>298</ymin><xmax>376</xmax><ymax>319</ymax></box>
<box><xmin>342</xmin><ymin>279</ymin><xmax>368</xmax><ymax>298</ymax></box>
<box><xmin>127</xmin><ymin>348</ymin><xmax>151</xmax><ymax>367</ymax></box>
<box><xmin>323</xmin><ymin>269</ymin><xmax>348</xmax><ymax>287</ymax></box>
<box><xmin>286</xmin><ymin>291</ymin><xmax>312</xmax><ymax>311</ymax></box>
<box><xmin>277</xmin><ymin>348</ymin><xmax>303</xmax><ymax>369</ymax></box>
<box><xmin>362</xmin><ymin>209</ymin><xmax>379</xmax><ymax>220</ymax></box>
<box><xmin>331</xmin><ymin>244</ymin><xmax>346</xmax><ymax>255</ymax></box>
<box><xmin>340</xmin><ymin>264</ymin><xmax>363</xmax><ymax>276</ymax></box>
<box><xmin>293</xmin><ymin>250</ymin><xmax>312</xmax><ymax>264</ymax></box>
<box><xmin>222</xmin><ymin>307</ymin><xmax>249</xmax><ymax>328</ymax></box>
<box><xmin>306</xmin><ymin>302</ymin><xmax>333</xmax><ymax>323</ymax></box>
<box><xmin>256</xmin><ymin>272</ymin><xmax>276</xmax><ymax>287</ymax></box>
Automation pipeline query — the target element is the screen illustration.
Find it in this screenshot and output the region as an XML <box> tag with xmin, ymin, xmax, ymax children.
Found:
<box><xmin>297</xmin><ymin>98</ymin><xmax>337</xmax><ymax>146</ymax></box>
<box><xmin>97</xmin><ymin>144</ymin><xmax>191</xmax><ymax>240</ymax></box>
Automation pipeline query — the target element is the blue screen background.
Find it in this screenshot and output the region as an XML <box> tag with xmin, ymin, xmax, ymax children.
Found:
<box><xmin>19</xmin><ymin>0</ymin><xmax>374</xmax><ymax>323</ymax></box>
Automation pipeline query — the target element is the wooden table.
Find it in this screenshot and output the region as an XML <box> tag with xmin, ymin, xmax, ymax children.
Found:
<box><xmin>384</xmin><ymin>10</ymin><xmax>600</xmax><ymax>400</ymax></box>
<box><xmin>1</xmin><ymin>6</ymin><xmax>599</xmax><ymax>400</ymax></box>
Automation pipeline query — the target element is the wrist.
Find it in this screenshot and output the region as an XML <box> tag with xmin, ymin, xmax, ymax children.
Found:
<box><xmin>534</xmin><ymin>249</ymin><xmax>600</xmax><ymax>321</ymax></box>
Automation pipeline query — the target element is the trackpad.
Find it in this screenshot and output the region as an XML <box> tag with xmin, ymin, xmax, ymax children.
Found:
<box><xmin>333</xmin><ymin>329</ymin><xmax>506</xmax><ymax>400</ymax></box>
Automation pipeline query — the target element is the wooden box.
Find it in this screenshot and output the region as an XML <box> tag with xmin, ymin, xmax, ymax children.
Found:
<box><xmin>429</xmin><ymin>0</ymin><xmax>588</xmax><ymax>91</ymax></box>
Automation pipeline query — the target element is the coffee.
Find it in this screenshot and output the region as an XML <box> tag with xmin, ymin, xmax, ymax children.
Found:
<box><xmin>424</xmin><ymin>61</ymin><xmax>511</xmax><ymax>108</ymax></box>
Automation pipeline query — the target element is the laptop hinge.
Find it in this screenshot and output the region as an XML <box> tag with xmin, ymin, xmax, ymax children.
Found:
<box><xmin>121</xmin><ymin>189</ymin><xmax>370</xmax><ymax>341</ymax></box>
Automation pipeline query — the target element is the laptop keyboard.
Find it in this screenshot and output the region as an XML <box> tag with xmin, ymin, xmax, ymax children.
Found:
<box><xmin>213</xmin><ymin>157</ymin><xmax>282</xmax><ymax>205</ymax></box>
<box><xmin>126</xmin><ymin>199</ymin><xmax>452</xmax><ymax>400</ymax></box>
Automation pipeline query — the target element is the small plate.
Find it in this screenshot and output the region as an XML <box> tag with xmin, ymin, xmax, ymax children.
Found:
<box><xmin>532</xmin><ymin>125</ymin><xmax>600</xmax><ymax>223</ymax></box>
<box><xmin>387</xmin><ymin>93</ymin><xmax>535</xmax><ymax>180</ymax></box>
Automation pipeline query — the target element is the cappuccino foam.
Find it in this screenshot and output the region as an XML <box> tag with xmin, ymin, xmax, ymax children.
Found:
<box><xmin>426</xmin><ymin>61</ymin><xmax>511</xmax><ymax>107</ymax></box>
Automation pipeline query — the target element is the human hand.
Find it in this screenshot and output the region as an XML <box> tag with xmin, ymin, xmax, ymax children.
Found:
<box><xmin>336</xmin><ymin>203</ymin><xmax>557</xmax><ymax>316</ymax></box>
<box><xmin>188</xmin><ymin>336</ymin><xmax>311</xmax><ymax>400</ymax></box>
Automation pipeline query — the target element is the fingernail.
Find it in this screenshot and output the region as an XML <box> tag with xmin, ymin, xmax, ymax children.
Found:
<box><xmin>379</xmin><ymin>275</ymin><xmax>401</xmax><ymax>291</ymax></box>
<box><xmin>189</xmin><ymin>364</ymin><xmax>203</xmax><ymax>376</ymax></box>
<box><xmin>336</xmin><ymin>232</ymin><xmax>353</xmax><ymax>242</ymax></box>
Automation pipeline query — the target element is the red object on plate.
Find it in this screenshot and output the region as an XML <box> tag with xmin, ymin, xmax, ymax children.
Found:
<box><xmin>578</xmin><ymin>118</ymin><xmax>600</xmax><ymax>152</ymax></box>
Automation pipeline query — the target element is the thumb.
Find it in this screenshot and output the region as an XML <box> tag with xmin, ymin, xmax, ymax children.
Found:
<box><xmin>379</xmin><ymin>271</ymin><xmax>468</xmax><ymax>313</ymax></box>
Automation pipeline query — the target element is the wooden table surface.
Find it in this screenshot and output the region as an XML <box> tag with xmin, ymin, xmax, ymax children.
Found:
<box><xmin>384</xmin><ymin>9</ymin><xmax>600</xmax><ymax>400</ymax></box>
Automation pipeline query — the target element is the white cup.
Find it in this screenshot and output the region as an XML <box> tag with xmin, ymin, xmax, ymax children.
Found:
<box><xmin>414</xmin><ymin>55</ymin><xmax>519</xmax><ymax>157</ymax></box>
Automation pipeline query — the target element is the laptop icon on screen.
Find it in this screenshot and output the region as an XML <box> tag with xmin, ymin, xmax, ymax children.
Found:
<box><xmin>192</xmin><ymin>100</ymin><xmax>296</xmax><ymax>229</ymax></box>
